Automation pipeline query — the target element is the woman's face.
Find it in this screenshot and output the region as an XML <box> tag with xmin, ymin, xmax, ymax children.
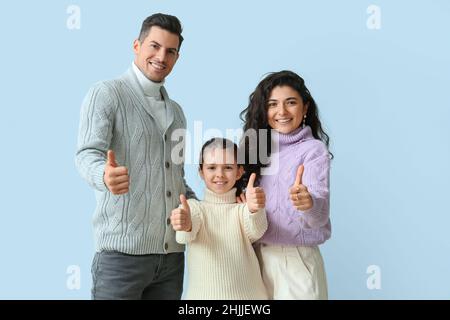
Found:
<box><xmin>200</xmin><ymin>147</ymin><xmax>243</xmax><ymax>194</ymax></box>
<box><xmin>267</xmin><ymin>85</ymin><xmax>308</xmax><ymax>134</ymax></box>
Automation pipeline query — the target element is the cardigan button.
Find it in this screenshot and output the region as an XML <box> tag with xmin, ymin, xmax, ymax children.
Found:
<box><xmin>166</xmin><ymin>190</ymin><xmax>172</xmax><ymax>197</ymax></box>
<box><xmin>164</xmin><ymin>243</ymin><xmax>168</xmax><ymax>250</ymax></box>
<box><xmin>165</xmin><ymin>161</ymin><xmax>170</xmax><ymax>169</ymax></box>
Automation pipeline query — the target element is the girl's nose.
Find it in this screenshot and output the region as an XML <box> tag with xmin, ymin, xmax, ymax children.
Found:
<box><xmin>215</xmin><ymin>169</ymin><xmax>225</xmax><ymax>177</ymax></box>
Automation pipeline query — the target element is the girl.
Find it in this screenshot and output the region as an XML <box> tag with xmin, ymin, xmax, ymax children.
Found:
<box><xmin>170</xmin><ymin>138</ymin><xmax>268</xmax><ymax>299</ymax></box>
<box><xmin>240</xmin><ymin>70</ymin><xmax>332</xmax><ymax>300</ymax></box>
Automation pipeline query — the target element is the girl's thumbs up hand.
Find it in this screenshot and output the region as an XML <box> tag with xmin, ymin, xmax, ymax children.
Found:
<box><xmin>289</xmin><ymin>165</ymin><xmax>313</xmax><ymax>211</ymax></box>
<box><xmin>245</xmin><ymin>173</ymin><xmax>265</xmax><ymax>213</ymax></box>
<box><xmin>171</xmin><ymin>194</ymin><xmax>192</xmax><ymax>231</ymax></box>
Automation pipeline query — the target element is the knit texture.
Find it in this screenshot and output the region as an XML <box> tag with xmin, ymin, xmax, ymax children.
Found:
<box><xmin>132</xmin><ymin>62</ymin><xmax>168</xmax><ymax>129</ymax></box>
<box><xmin>257</xmin><ymin>126</ymin><xmax>331</xmax><ymax>246</ymax></box>
<box><xmin>177</xmin><ymin>188</ymin><xmax>268</xmax><ymax>300</ymax></box>
<box><xmin>75</xmin><ymin>67</ymin><xmax>195</xmax><ymax>255</ymax></box>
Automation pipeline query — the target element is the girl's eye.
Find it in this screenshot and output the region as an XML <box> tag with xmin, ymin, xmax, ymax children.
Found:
<box><xmin>267</xmin><ymin>102</ymin><xmax>277</xmax><ymax>108</ymax></box>
<box><xmin>287</xmin><ymin>100</ymin><xmax>297</xmax><ymax>106</ymax></box>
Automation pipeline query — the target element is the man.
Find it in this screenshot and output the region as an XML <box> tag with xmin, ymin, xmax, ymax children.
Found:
<box><xmin>75</xmin><ymin>13</ymin><xmax>195</xmax><ymax>300</ymax></box>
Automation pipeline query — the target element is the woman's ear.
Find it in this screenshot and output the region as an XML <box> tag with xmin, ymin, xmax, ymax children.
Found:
<box><xmin>199</xmin><ymin>167</ymin><xmax>205</xmax><ymax>181</ymax></box>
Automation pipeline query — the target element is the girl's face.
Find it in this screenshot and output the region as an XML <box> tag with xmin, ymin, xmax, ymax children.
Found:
<box><xmin>267</xmin><ymin>85</ymin><xmax>308</xmax><ymax>134</ymax></box>
<box><xmin>200</xmin><ymin>147</ymin><xmax>244</xmax><ymax>194</ymax></box>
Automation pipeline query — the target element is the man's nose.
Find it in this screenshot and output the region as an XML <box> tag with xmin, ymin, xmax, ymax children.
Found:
<box><xmin>155</xmin><ymin>48</ymin><xmax>167</xmax><ymax>62</ymax></box>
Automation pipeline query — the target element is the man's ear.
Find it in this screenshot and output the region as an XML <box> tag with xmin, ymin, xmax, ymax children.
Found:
<box><xmin>133</xmin><ymin>39</ymin><xmax>141</xmax><ymax>55</ymax></box>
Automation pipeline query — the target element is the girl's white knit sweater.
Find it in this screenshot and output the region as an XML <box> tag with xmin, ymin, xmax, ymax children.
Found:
<box><xmin>176</xmin><ymin>188</ymin><xmax>268</xmax><ymax>300</ymax></box>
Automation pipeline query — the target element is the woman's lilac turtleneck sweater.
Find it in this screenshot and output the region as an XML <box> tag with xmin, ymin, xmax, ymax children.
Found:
<box><xmin>257</xmin><ymin>126</ymin><xmax>331</xmax><ymax>246</ymax></box>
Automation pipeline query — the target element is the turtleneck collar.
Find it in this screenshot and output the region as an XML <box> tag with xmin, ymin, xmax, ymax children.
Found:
<box><xmin>276</xmin><ymin>126</ymin><xmax>314</xmax><ymax>148</ymax></box>
<box><xmin>132</xmin><ymin>62</ymin><xmax>164</xmax><ymax>99</ymax></box>
<box><xmin>203</xmin><ymin>188</ymin><xmax>237</xmax><ymax>204</ymax></box>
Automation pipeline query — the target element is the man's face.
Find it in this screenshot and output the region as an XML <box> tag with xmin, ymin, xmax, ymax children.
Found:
<box><xmin>133</xmin><ymin>26</ymin><xmax>180</xmax><ymax>82</ymax></box>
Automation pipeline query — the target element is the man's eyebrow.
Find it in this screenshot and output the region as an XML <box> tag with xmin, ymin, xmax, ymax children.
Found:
<box><xmin>149</xmin><ymin>40</ymin><xmax>178</xmax><ymax>52</ymax></box>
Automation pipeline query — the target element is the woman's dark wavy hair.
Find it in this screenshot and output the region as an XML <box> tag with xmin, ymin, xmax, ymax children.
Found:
<box><xmin>199</xmin><ymin>138</ymin><xmax>246</xmax><ymax>196</ymax></box>
<box><xmin>239</xmin><ymin>70</ymin><xmax>332</xmax><ymax>186</ymax></box>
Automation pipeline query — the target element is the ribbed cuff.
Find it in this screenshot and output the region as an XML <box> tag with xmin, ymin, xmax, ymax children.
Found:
<box><xmin>302</xmin><ymin>195</ymin><xmax>329</xmax><ymax>229</ymax></box>
<box><xmin>176</xmin><ymin>213</ymin><xmax>201</xmax><ymax>244</ymax></box>
<box><xmin>92</xmin><ymin>163</ymin><xmax>108</xmax><ymax>192</ymax></box>
<box><xmin>243</xmin><ymin>206</ymin><xmax>268</xmax><ymax>243</ymax></box>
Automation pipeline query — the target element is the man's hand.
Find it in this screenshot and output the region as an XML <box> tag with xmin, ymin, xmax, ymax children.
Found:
<box><xmin>289</xmin><ymin>165</ymin><xmax>313</xmax><ymax>211</ymax></box>
<box><xmin>245</xmin><ymin>173</ymin><xmax>265</xmax><ymax>213</ymax></box>
<box><xmin>104</xmin><ymin>150</ymin><xmax>129</xmax><ymax>195</ymax></box>
<box><xmin>171</xmin><ymin>194</ymin><xmax>192</xmax><ymax>232</ymax></box>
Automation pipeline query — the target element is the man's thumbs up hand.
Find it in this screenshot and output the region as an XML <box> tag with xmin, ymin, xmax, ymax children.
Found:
<box><xmin>171</xmin><ymin>194</ymin><xmax>192</xmax><ymax>232</ymax></box>
<box><xmin>245</xmin><ymin>173</ymin><xmax>265</xmax><ymax>213</ymax></box>
<box><xmin>104</xmin><ymin>150</ymin><xmax>129</xmax><ymax>195</ymax></box>
<box><xmin>289</xmin><ymin>165</ymin><xmax>313</xmax><ymax>211</ymax></box>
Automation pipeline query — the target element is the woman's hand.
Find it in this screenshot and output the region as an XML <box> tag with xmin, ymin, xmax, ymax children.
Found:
<box><xmin>289</xmin><ymin>165</ymin><xmax>313</xmax><ymax>211</ymax></box>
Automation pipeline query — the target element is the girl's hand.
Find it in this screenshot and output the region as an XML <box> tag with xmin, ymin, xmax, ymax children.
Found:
<box><xmin>245</xmin><ymin>173</ymin><xmax>265</xmax><ymax>213</ymax></box>
<box><xmin>289</xmin><ymin>165</ymin><xmax>313</xmax><ymax>211</ymax></box>
<box><xmin>170</xmin><ymin>194</ymin><xmax>192</xmax><ymax>231</ymax></box>
<box><xmin>236</xmin><ymin>193</ymin><xmax>246</xmax><ymax>204</ymax></box>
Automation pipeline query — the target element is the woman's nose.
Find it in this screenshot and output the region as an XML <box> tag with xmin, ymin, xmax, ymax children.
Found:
<box><xmin>278</xmin><ymin>105</ymin><xmax>288</xmax><ymax>115</ymax></box>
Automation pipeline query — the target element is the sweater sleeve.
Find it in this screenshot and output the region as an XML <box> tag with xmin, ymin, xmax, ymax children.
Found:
<box><xmin>176</xmin><ymin>199</ymin><xmax>203</xmax><ymax>244</ymax></box>
<box><xmin>75</xmin><ymin>82</ymin><xmax>118</xmax><ymax>192</ymax></box>
<box><xmin>240</xmin><ymin>205</ymin><xmax>268</xmax><ymax>243</ymax></box>
<box><xmin>300</xmin><ymin>144</ymin><xmax>331</xmax><ymax>229</ymax></box>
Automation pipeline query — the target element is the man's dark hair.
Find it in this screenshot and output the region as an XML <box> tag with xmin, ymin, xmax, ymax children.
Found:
<box><xmin>138</xmin><ymin>13</ymin><xmax>184</xmax><ymax>51</ymax></box>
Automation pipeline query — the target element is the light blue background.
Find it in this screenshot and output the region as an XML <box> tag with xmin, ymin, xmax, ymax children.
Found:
<box><xmin>1</xmin><ymin>0</ymin><xmax>449</xmax><ymax>299</ymax></box>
